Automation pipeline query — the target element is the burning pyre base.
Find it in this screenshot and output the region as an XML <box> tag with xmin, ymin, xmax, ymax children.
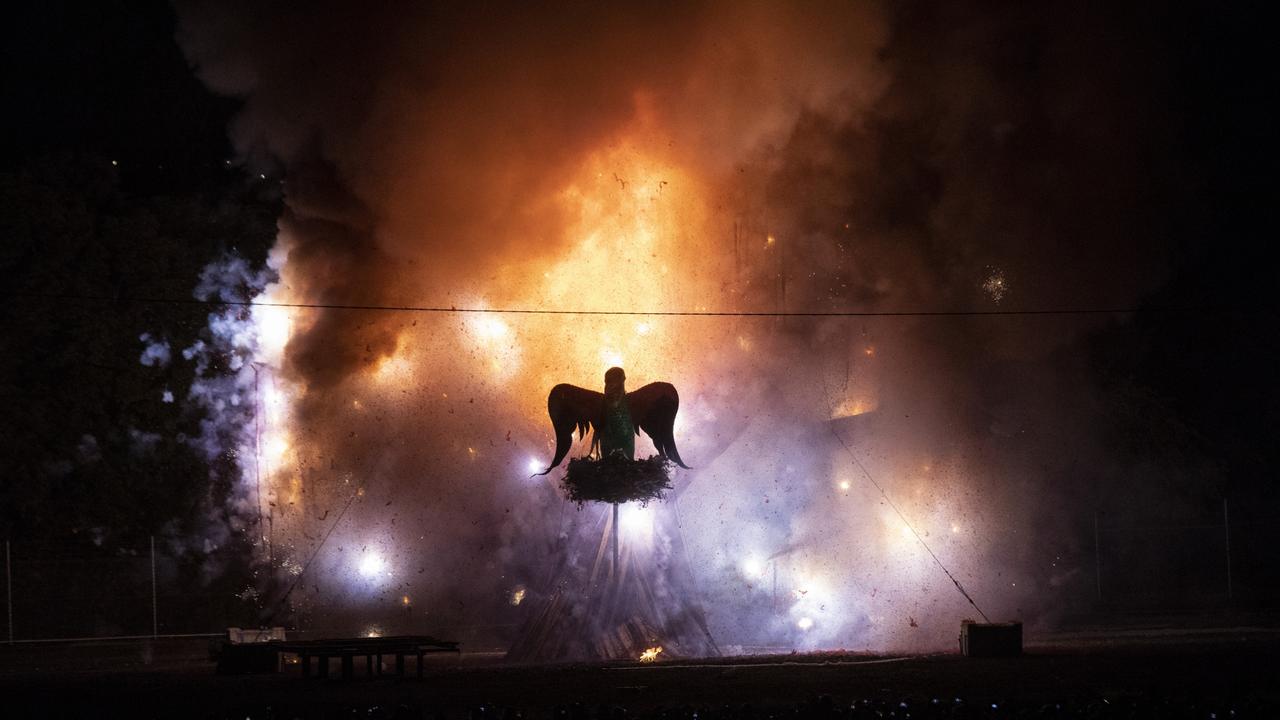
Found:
<box><xmin>560</xmin><ymin>454</ymin><xmax>673</xmax><ymax>505</ymax></box>
<box><xmin>505</xmin><ymin>500</ymin><xmax>719</xmax><ymax>663</ymax></box>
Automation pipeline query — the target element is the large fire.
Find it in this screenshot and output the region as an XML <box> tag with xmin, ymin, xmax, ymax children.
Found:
<box><xmin>260</xmin><ymin>143</ymin><xmax>730</xmax><ymax>431</ymax></box>
<box><xmin>482</xmin><ymin>143</ymin><xmax>725</xmax><ymax>425</ymax></box>
<box><xmin>232</xmin><ymin>119</ymin><xmax>983</xmax><ymax>659</ymax></box>
<box><xmin>259</xmin><ymin>139</ymin><xmax>726</xmax><ymax>422</ymax></box>
<box><xmin>246</xmin><ymin>138</ymin><xmax>744</xmax><ymax>593</ymax></box>
<box><xmin>155</xmin><ymin>0</ymin><xmax>1185</xmax><ymax>660</ymax></box>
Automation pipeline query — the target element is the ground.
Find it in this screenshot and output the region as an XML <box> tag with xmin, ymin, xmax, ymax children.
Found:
<box><xmin>2</xmin><ymin>620</ymin><xmax>1278</xmax><ymax>717</ymax></box>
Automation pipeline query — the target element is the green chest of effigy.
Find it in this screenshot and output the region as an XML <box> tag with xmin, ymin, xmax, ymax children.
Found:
<box><xmin>600</xmin><ymin>396</ymin><xmax>635</xmax><ymax>460</ymax></box>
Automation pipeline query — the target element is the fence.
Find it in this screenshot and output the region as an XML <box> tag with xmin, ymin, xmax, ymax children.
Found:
<box><xmin>2</xmin><ymin>536</ymin><xmax>262</xmax><ymax>643</ymax></box>
<box><xmin>5</xmin><ymin>499</ymin><xmax>1280</xmax><ymax>643</ymax></box>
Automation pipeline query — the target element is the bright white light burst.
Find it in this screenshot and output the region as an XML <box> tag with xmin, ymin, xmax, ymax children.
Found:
<box><xmin>357</xmin><ymin>551</ymin><xmax>387</xmax><ymax>578</ymax></box>
<box><xmin>472</xmin><ymin>316</ymin><xmax>509</xmax><ymax>340</ymax></box>
<box><xmin>619</xmin><ymin>503</ymin><xmax>654</xmax><ymax>541</ymax></box>
<box><xmin>252</xmin><ymin>304</ymin><xmax>292</xmax><ymax>365</ymax></box>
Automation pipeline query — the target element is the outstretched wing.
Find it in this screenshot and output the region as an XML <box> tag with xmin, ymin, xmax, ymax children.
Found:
<box><xmin>627</xmin><ymin>382</ymin><xmax>691</xmax><ymax>468</ymax></box>
<box><xmin>536</xmin><ymin>384</ymin><xmax>604</xmax><ymax>475</ymax></box>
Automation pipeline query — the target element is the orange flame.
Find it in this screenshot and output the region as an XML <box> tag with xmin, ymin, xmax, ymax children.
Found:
<box><xmin>638</xmin><ymin>646</ymin><xmax>663</xmax><ymax>662</ymax></box>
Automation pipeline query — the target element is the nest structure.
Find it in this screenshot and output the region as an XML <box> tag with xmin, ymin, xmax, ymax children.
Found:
<box><xmin>561</xmin><ymin>454</ymin><xmax>673</xmax><ymax>505</ymax></box>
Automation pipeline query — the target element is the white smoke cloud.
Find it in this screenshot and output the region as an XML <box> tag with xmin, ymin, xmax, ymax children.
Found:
<box><xmin>138</xmin><ymin>333</ymin><xmax>171</xmax><ymax>367</ymax></box>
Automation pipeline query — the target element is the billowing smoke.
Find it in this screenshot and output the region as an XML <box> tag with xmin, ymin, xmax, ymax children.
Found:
<box><xmin>181</xmin><ymin>254</ymin><xmax>279</xmax><ymax>560</ymax></box>
<box><xmin>172</xmin><ymin>1</ymin><xmax>1185</xmax><ymax>650</ymax></box>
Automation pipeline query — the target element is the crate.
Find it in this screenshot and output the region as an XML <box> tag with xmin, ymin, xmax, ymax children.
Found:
<box><xmin>960</xmin><ymin>620</ymin><xmax>1022</xmax><ymax>657</ymax></box>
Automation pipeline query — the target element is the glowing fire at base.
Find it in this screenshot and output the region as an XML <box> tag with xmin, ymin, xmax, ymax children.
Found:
<box><xmin>638</xmin><ymin>646</ymin><xmax>663</xmax><ymax>662</ymax></box>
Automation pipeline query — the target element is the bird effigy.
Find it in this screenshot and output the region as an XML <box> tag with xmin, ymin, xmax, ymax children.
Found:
<box><xmin>536</xmin><ymin>366</ymin><xmax>688</xmax><ymax>505</ymax></box>
<box><xmin>506</xmin><ymin>367</ymin><xmax>718</xmax><ymax>663</ymax></box>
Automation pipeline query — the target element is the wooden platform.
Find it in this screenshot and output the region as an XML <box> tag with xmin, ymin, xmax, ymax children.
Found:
<box><xmin>218</xmin><ymin>635</ymin><xmax>459</xmax><ymax>679</ymax></box>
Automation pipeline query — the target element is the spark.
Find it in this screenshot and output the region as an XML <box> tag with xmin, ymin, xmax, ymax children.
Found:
<box><xmin>364</xmin><ymin>625</ymin><xmax>383</xmax><ymax>638</ymax></box>
<box><xmin>831</xmin><ymin>398</ymin><xmax>876</xmax><ymax>419</ymax></box>
<box><xmin>838</xmin><ymin>480</ymin><xmax>851</xmax><ymax>491</ymax></box>
<box><xmin>510</xmin><ymin>587</ymin><xmax>526</xmax><ymax>606</ymax></box>
<box><xmin>471</xmin><ymin>316</ymin><xmax>509</xmax><ymax>341</ymax></box>
<box><xmin>263</xmin><ymin>385</ymin><xmax>287</xmax><ymax>423</ymax></box>
<box><xmin>401</xmin><ymin>595</ymin><xmax>411</xmax><ymax>606</ymax></box>
<box><xmin>265</xmin><ymin>435</ymin><xmax>289</xmax><ymax>463</ymax></box>
<box><xmin>982</xmin><ymin>267</ymin><xmax>1008</xmax><ymax>303</ymax></box>
<box><xmin>639</xmin><ymin>646</ymin><xmax>663</xmax><ymax>662</ymax></box>
<box><xmin>741</xmin><ymin>557</ymin><xmax>765</xmax><ymax>579</ymax></box>
<box><xmin>372</xmin><ymin>354</ymin><xmax>414</xmax><ymax>382</ymax></box>
<box><xmin>526</xmin><ymin>458</ymin><xmax>542</xmax><ymax>474</ymax></box>
<box><xmin>253</xmin><ymin>304</ymin><xmax>292</xmax><ymax>364</ymax></box>
<box><xmin>357</xmin><ymin>551</ymin><xmax>386</xmax><ymax>578</ymax></box>
<box><xmin>635</xmin><ymin>322</ymin><xmax>652</xmax><ymax>336</ymax></box>
<box><xmin>619</xmin><ymin>503</ymin><xmax>655</xmax><ymax>542</ymax></box>
<box><xmin>766</xmin><ymin>234</ymin><xmax>776</xmax><ymax>247</ymax></box>
<box><xmin>797</xmin><ymin>617</ymin><xmax>814</xmax><ymax>630</ymax></box>
<box><xmin>951</xmin><ymin>523</ymin><xmax>961</xmax><ymax>534</ymax></box>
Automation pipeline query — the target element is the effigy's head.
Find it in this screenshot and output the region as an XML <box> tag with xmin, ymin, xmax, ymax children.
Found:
<box><xmin>604</xmin><ymin>366</ymin><xmax>626</xmax><ymax>396</ymax></box>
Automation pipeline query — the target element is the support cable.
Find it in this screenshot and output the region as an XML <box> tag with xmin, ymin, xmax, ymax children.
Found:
<box><xmin>821</xmin><ymin>374</ymin><xmax>991</xmax><ymax>623</ymax></box>
<box><xmin>268</xmin><ymin>486</ymin><xmax>361</xmax><ymax>621</ymax></box>
<box><xmin>2</xmin><ymin>290</ymin><xmax>1243</xmax><ymax>319</ymax></box>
